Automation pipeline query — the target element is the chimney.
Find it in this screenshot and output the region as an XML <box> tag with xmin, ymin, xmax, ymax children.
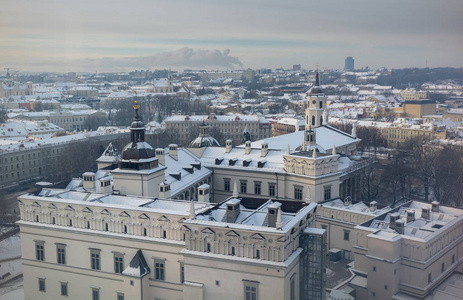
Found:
<box><xmin>389</xmin><ymin>212</ymin><xmax>400</xmax><ymax>231</ymax></box>
<box><xmin>344</xmin><ymin>196</ymin><xmax>352</xmax><ymax>206</ymax></box>
<box><xmin>395</xmin><ymin>219</ymin><xmax>405</xmax><ymax>234</ymax></box>
<box><xmin>261</xmin><ymin>142</ymin><xmax>268</xmax><ymax>157</ymax></box>
<box><xmin>406</xmin><ymin>210</ymin><xmax>415</xmax><ymax>223</ymax></box>
<box><xmin>370</xmin><ymin>201</ymin><xmax>377</xmax><ymax>212</ymax></box>
<box><xmin>431</xmin><ymin>201</ymin><xmax>439</xmax><ymax>213</ymax></box>
<box><xmin>245</xmin><ymin>141</ymin><xmax>251</xmax><ymax>155</ymax></box>
<box><xmin>189</xmin><ymin>200</ymin><xmax>195</xmax><ymax>219</ymax></box>
<box><xmin>168</xmin><ymin>144</ymin><xmax>178</xmax><ymax>160</ymax></box>
<box><xmin>155</xmin><ymin>148</ymin><xmax>165</xmax><ymax>165</ymax></box>
<box><xmin>198</xmin><ymin>184</ymin><xmax>210</xmax><ymax>203</ymax></box>
<box><xmin>225</xmin><ymin>139</ymin><xmax>233</xmax><ymax>153</ymax></box>
<box><xmin>421</xmin><ymin>207</ymin><xmax>430</xmax><ymax>220</ymax></box>
<box><xmin>226</xmin><ymin>199</ymin><xmax>241</xmax><ymax>223</ymax></box>
<box><xmin>267</xmin><ymin>202</ymin><xmax>282</xmax><ymax>228</ymax></box>
<box><xmin>82</xmin><ymin>172</ymin><xmax>96</xmax><ymax>191</ymax></box>
<box><xmin>159</xmin><ymin>182</ymin><xmax>171</xmax><ymax>199</ymax></box>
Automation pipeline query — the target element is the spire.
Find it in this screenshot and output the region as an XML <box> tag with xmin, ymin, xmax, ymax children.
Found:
<box><xmin>232</xmin><ymin>180</ymin><xmax>239</xmax><ymax>198</ymax></box>
<box><xmin>332</xmin><ymin>144</ymin><xmax>336</xmax><ymax>155</ymax></box>
<box><xmin>189</xmin><ymin>200</ymin><xmax>195</xmax><ymax>219</ymax></box>
<box><xmin>276</xmin><ymin>208</ymin><xmax>282</xmax><ymax>230</ymax></box>
<box><xmin>315</xmin><ymin>70</ymin><xmax>320</xmax><ymax>86</ymax></box>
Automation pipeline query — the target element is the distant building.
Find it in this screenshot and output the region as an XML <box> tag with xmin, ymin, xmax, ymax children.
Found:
<box><xmin>163</xmin><ymin>114</ymin><xmax>272</xmax><ymax>145</ymax></box>
<box><xmin>0</xmin><ymin>81</ymin><xmax>33</xmax><ymax>98</ymax></box>
<box><xmin>293</xmin><ymin>64</ymin><xmax>302</xmax><ymax>71</ymax></box>
<box><xmin>344</xmin><ymin>57</ymin><xmax>355</xmax><ymax>71</ymax></box>
<box><xmin>400</xmin><ymin>88</ymin><xmax>428</xmax><ymax>101</ymax></box>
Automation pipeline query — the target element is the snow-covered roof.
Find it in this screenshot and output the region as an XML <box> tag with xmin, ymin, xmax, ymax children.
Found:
<box><xmin>122</xmin><ymin>249</ymin><xmax>151</xmax><ymax>278</ymax></box>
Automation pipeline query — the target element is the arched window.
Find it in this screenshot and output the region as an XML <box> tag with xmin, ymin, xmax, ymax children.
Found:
<box><xmin>320</xmin><ymin>116</ymin><xmax>323</xmax><ymax>125</ymax></box>
<box><xmin>312</xmin><ymin>116</ymin><xmax>315</xmax><ymax>126</ymax></box>
<box><xmin>319</xmin><ymin>101</ymin><xmax>323</xmax><ymax>109</ymax></box>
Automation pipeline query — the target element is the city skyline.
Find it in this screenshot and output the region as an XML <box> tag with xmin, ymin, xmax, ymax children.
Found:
<box><xmin>1</xmin><ymin>0</ymin><xmax>463</xmax><ymax>72</ymax></box>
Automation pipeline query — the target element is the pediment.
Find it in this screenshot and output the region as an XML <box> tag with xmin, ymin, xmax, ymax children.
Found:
<box><xmin>157</xmin><ymin>215</ymin><xmax>170</xmax><ymax>222</ymax></box>
<box><xmin>225</xmin><ymin>230</ymin><xmax>240</xmax><ymax>238</ymax></box>
<box><xmin>31</xmin><ymin>201</ymin><xmax>41</xmax><ymax>207</ymax></box>
<box><xmin>201</xmin><ymin>227</ymin><xmax>215</xmax><ymax>235</ymax></box>
<box><xmin>100</xmin><ymin>209</ymin><xmax>111</xmax><ymax>215</ymax></box>
<box><xmin>119</xmin><ymin>211</ymin><xmax>130</xmax><ymax>218</ymax></box>
<box><xmin>276</xmin><ymin>236</ymin><xmax>286</xmax><ymax>243</ymax></box>
<box><xmin>64</xmin><ymin>205</ymin><xmax>75</xmax><ymax>211</ymax></box>
<box><xmin>82</xmin><ymin>207</ymin><xmax>93</xmax><ymax>213</ymax></box>
<box><xmin>250</xmin><ymin>233</ymin><xmax>265</xmax><ymax>241</ymax></box>
<box><xmin>47</xmin><ymin>203</ymin><xmax>57</xmax><ymax>209</ymax></box>
<box><xmin>138</xmin><ymin>213</ymin><xmax>150</xmax><ymax>220</ymax></box>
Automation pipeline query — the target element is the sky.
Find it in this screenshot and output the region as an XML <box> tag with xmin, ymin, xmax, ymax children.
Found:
<box><xmin>1</xmin><ymin>0</ymin><xmax>462</xmax><ymax>72</ymax></box>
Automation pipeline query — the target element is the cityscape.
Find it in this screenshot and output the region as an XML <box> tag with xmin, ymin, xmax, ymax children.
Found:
<box><xmin>1</xmin><ymin>1</ymin><xmax>463</xmax><ymax>300</ymax></box>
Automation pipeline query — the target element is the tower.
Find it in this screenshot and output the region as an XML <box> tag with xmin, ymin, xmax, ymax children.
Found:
<box><xmin>305</xmin><ymin>71</ymin><xmax>326</xmax><ymax>129</ymax></box>
<box><xmin>344</xmin><ymin>57</ymin><xmax>354</xmax><ymax>71</ymax></box>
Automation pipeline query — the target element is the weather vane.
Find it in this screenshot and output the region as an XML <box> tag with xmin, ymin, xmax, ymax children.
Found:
<box><xmin>133</xmin><ymin>100</ymin><xmax>140</xmax><ymax>110</ymax></box>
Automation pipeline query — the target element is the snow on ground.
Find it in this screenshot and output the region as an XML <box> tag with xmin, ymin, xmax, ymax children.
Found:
<box><xmin>0</xmin><ymin>233</ymin><xmax>21</xmax><ymax>261</ymax></box>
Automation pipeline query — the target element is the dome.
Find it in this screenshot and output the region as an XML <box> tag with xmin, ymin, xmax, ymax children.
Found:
<box><xmin>189</xmin><ymin>136</ymin><xmax>220</xmax><ymax>148</ymax></box>
<box><xmin>120</xmin><ymin>101</ymin><xmax>156</xmax><ymax>161</ymax></box>
<box><xmin>121</xmin><ymin>141</ymin><xmax>156</xmax><ymax>160</ymax></box>
<box><xmin>307</xmin><ymin>70</ymin><xmax>323</xmax><ymax>95</ymax></box>
<box><xmin>130</xmin><ymin>120</ymin><xmax>144</xmax><ymax>129</ymax></box>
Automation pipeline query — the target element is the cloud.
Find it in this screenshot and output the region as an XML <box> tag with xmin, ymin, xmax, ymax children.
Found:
<box><xmin>74</xmin><ymin>47</ymin><xmax>243</xmax><ymax>71</ymax></box>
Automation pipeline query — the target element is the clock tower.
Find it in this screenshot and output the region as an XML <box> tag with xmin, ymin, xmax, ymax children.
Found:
<box><xmin>305</xmin><ymin>71</ymin><xmax>327</xmax><ymax>129</ymax></box>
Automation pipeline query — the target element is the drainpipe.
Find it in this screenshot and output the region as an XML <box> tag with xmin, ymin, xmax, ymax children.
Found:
<box><xmin>275</xmin><ymin>173</ymin><xmax>279</xmax><ymax>199</ymax></box>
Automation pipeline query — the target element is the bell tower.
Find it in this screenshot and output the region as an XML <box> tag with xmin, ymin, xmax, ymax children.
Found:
<box><xmin>305</xmin><ymin>71</ymin><xmax>327</xmax><ymax>129</ymax></box>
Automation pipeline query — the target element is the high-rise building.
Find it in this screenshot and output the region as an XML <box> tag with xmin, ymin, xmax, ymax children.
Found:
<box><xmin>344</xmin><ymin>57</ymin><xmax>354</xmax><ymax>71</ymax></box>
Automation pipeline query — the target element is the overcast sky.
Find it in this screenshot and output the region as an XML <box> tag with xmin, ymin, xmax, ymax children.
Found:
<box><xmin>1</xmin><ymin>0</ymin><xmax>462</xmax><ymax>72</ymax></box>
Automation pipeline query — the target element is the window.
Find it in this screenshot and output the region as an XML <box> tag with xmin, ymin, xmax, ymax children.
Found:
<box><xmin>244</xmin><ymin>281</ymin><xmax>258</xmax><ymax>300</ymax></box>
<box><xmin>343</xmin><ymin>230</ymin><xmax>350</xmax><ymax>241</ymax></box>
<box><xmin>207</xmin><ymin>243</ymin><xmax>211</xmax><ymax>252</ymax></box>
<box><xmin>57</xmin><ymin>244</ymin><xmax>66</xmax><ymax>264</ymax></box>
<box><xmin>452</xmin><ymin>254</ymin><xmax>455</xmax><ymax>264</ymax></box>
<box><xmin>38</xmin><ymin>278</ymin><xmax>46</xmax><ymax>292</ymax></box>
<box><xmin>255</xmin><ymin>249</ymin><xmax>260</xmax><ymax>259</ymax></box>
<box><xmin>91</xmin><ymin>250</ymin><xmax>101</xmax><ymax>270</ymax></box>
<box><xmin>117</xmin><ymin>292</ymin><xmax>124</xmax><ymax>300</ymax></box>
<box><xmin>373</xmin><ymin>266</ymin><xmax>376</xmax><ymax>272</ymax></box>
<box><xmin>216</xmin><ymin>280</ymin><xmax>220</xmax><ymax>286</ymax></box>
<box><xmin>224</xmin><ymin>179</ymin><xmax>230</xmax><ymax>191</ymax></box>
<box><xmin>290</xmin><ymin>274</ymin><xmax>296</xmax><ymax>300</ymax></box>
<box><xmin>384</xmin><ymin>285</ymin><xmax>388</xmax><ymax>290</ymax></box>
<box><xmin>428</xmin><ymin>272</ymin><xmax>432</xmax><ymax>283</ymax></box>
<box><xmin>114</xmin><ymin>254</ymin><xmax>124</xmax><ymax>274</ymax></box>
<box><xmin>231</xmin><ymin>247</ymin><xmax>235</xmax><ymax>256</ymax></box>
<box><xmin>254</xmin><ymin>182</ymin><xmax>261</xmax><ymax>195</ymax></box>
<box><xmin>36</xmin><ymin>241</ymin><xmax>44</xmax><ymax>261</ymax></box>
<box><xmin>268</xmin><ymin>183</ymin><xmax>275</xmax><ymax>197</ymax></box>
<box><xmin>240</xmin><ymin>181</ymin><xmax>247</xmax><ymax>193</ymax></box>
<box><xmin>92</xmin><ymin>288</ymin><xmax>99</xmax><ymax>300</ymax></box>
<box><xmin>441</xmin><ymin>262</ymin><xmax>445</xmax><ymax>273</ymax></box>
<box><xmin>155</xmin><ymin>260</ymin><xmax>165</xmax><ymax>281</ymax></box>
<box><xmin>294</xmin><ymin>186</ymin><xmax>303</xmax><ymax>200</ymax></box>
<box><xmin>61</xmin><ymin>282</ymin><xmax>68</xmax><ymax>296</ymax></box>
<box><xmin>180</xmin><ymin>263</ymin><xmax>185</xmax><ymax>283</ymax></box>
<box><xmin>324</xmin><ymin>185</ymin><xmax>331</xmax><ymax>201</ymax></box>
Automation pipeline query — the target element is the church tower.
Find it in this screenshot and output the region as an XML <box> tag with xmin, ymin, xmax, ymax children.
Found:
<box><xmin>305</xmin><ymin>71</ymin><xmax>327</xmax><ymax>129</ymax></box>
<box><xmin>167</xmin><ymin>69</ymin><xmax>173</xmax><ymax>93</ymax></box>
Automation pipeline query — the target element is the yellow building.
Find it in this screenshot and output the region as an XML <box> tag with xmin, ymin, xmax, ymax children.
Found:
<box><xmin>400</xmin><ymin>88</ymin><xmax>428</xmax><ymax>101</ymax></box>
<box><xmin>402</xmin><ymin>99</ymin><xmax>437</xmax><ymax>118</ymax></box>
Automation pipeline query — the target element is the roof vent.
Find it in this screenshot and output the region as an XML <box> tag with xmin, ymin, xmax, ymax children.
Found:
<box><xmin>226</xmin><ymin>199</ymin><xmax>241</xmax><ymax>223</ymax></box>
<box><xmin>431</xmin><ymin>201</ymin><xmax>439</xmax><ymax>213</ymax></box>
<box><xmin>370</xmin><ymin>201</ymin><xmax>377</xmax><ymax>212</ymax></box>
